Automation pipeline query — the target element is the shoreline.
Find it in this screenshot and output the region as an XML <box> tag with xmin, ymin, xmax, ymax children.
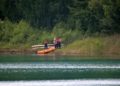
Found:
<box><xmin>0</xmin><ymin>35</ymin><xmax>120</xmax><ymax>59</ymax></box>
<box><xmin>0</xmin><ymin>48</ymin><xmax>36</xmax><ymax>55</ymax></box>
<box><xmin>0</xmin><ymin>48</ymin><xmax>120</xmax><ymax>59</ymax></box>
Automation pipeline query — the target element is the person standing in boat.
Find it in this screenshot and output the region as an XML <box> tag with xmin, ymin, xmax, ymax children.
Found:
<box><xmin>44</xmin><ymin>39</ymin><xmax>48</xmax><ymax>49</ymax></box>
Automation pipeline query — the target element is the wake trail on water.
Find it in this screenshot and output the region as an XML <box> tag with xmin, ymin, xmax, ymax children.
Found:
<box><xmin>0</xmin><ymin>79</ymin><xmax>120</xmax><ymax>86</ymax></box>
<box><xmin>0</xmin><ymin>62</ymin><xmax>120</xmax><ymax>69</ymax></box>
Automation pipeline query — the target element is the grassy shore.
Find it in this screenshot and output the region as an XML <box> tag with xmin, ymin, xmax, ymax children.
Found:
<box><xmin>0</xmin><ymin>35</ymin><xmax>120</xmax><ymax>58</ymax></box>
<box><xmin>59</xmin><ymin>34</ymin><xmax>120</xmax><ymax>57</ymax></box>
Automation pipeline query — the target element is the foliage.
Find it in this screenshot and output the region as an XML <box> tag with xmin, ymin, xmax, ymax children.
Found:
<box><xmin>0</xmin><ymin>19</ymin><xmax>41</xmax><ymax>48</ymax></box>
<box><xmin>0</xmin><ymin>0</ymin><xmax>119</xmax><ymax>34</ymax></box>
<box><xmin>0</xmin><ymin>0</ymin><xmax>120</xmax><ymax>48</ymax></box>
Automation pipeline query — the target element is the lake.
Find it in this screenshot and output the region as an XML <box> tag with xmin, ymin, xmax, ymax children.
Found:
<box><xmin>0</xmin><ymin>55</ymin><xmax>120</xmax><ymax>86</ymax></box>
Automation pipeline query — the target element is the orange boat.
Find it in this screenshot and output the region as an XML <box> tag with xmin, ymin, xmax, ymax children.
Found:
<box><xmin>37</xmin><ymin>46</ymin><xmax>55</xmax><ymax>54</ymax></box>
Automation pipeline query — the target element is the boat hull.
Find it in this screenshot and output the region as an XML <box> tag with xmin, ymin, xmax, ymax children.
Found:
<box><xmin>37</xmin><ymin>47</ymin><xmax>55</xmax><ymax>54</ymax></box>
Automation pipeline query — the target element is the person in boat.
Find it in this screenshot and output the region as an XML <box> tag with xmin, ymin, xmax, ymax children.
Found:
<box><xmin>44</xmin><ymin>39</ymin><xmax>48</xmax><ymax>49</ymax></box>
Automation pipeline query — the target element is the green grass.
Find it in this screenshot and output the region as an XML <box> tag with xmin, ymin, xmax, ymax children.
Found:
<box><xmin>61</xmin><ymin>35</ymin><xmax>120</xmax><ymax>57</ymax></box>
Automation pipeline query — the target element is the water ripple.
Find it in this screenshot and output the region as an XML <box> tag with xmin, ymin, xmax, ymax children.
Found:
<box><xmin>0</xmin><ymin>62</ymin><xmax>120</xmax><ymax>69</ymax></box>
<box><xmin>0</xmin><ymin>79</ymin><xmax>120</xmax><ymax>86</ymax></box>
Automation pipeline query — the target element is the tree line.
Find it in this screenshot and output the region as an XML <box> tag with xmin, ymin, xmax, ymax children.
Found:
<box><xmin>0</xmin><ymin>0</ymin><xmax>120</xmax><ymax>34</ymax></box>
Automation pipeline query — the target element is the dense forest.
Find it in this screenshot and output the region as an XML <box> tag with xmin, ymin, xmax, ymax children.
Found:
<box><xmin>0</xmin><ymin>0</ymin><xmax>120</xmax><ymax>48</ymax></box>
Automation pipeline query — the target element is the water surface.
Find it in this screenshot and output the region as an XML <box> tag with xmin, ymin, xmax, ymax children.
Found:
<box><xmin>0</xmin><ymin>61</ymin><xmax>120</xmax><ymax>80</ymax></box>
<box><xmin>0</xmin><ymin>55</ymin><xmax>120</xmax><ymax>85</ymax></box>
<box><xmin>0</xmin><ymin>79</ymin><xmax>120</xmax><ymax>86</ymax></box>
